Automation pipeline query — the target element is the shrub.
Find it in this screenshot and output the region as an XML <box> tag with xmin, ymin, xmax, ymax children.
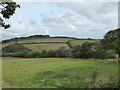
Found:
<box><xmin>55</xmin><ymin>47</ymin><xmax>70</xmax><ymax>58</ymax></box>
<box><xmin>2</xmin><ymin>44</ymin><xmax>31</xmax><ymax>53</ymax></box>
<box><xmin>41</xmin><ymin>50</ymin><xmax>48</xmax><ymax>57</ymax></box>
<box><xmin>47</xmin><ymin>50</ymin><xmax>56</xmax><ymax>57</ymax></box>
<box><xmin>31</xmin><ymin>52</ymin><xmax>42</xmax><ymax>58</ymax></box>
<box><xmin>105</xmin><ymin>50</ymin><xmax>117</xmax><ymax>59</ymax></box>
<box><xmin>19</xmin><ymin>51</ymin><xmax>31</xmax><ymax>58</ymax></box>
<box><xmin>71</xmin><ymin>41</ymin><xmax>117</xmax><ymax>59</ymax></box>
<box><xmin>2</xmin><ymin>44</ymin><xmax>31</xmax><ymax>57</ymax></box>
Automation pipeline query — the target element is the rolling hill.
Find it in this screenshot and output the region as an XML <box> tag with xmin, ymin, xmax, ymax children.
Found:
<box><xmin>1</xmin><ymin>35</ymin><xmax>97</xmax><ymax>56</ymax></box>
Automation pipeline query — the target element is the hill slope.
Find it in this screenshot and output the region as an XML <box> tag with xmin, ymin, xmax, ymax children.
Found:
<box><xmin>1</xmin><ymin>35</ymin><xmax>97</xmax><ymax>56</ymax></box>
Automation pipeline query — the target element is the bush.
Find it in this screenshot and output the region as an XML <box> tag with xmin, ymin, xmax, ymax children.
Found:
<box><xmin>31</xmin><ymin>52</ymin><xmax>42</xmax><ymax>58</ymax></box>
<box><xmin>18</xmin><ymin>47</ymin><xmax>70</xmax><ymax>58</ymax></box>
<box><xmin>2</xmin><ymin>44</ymin><xmax>31</xmax><ymax>53</ymax></box>
<box><xmin>55</xmin><ymin>47</ymin><xmax>70</xmax><ymax>58</ymax></box>
<box><xmin>71</xmin><ymin>41</ymin><xmax>117</xmax><ymax>59</ymax></box>
<box><xmin>105</xmin><ymin>50</ymin><xmax>117</xmax><ymax>59</ymax></box>
<box><xmin>2</xmin><ymin>44</ymin><xmax>31</xmax><ymax>57</ymax></box>
<box><xmin>19</xmin><ymin>51</ymin><xmax>31</xmax><ymax>58</ymax></box>
<box><xmin>71</xmin><ymin>42</ymin><xmax>95</xmax><ymax>59</ymax></box>
<box><xmin>47</xmin><ymin>50</ymin><xmax>56</xmax><ymax>57</ymax></box>
<box><xmin>41</xmin><ymin>50</ymin><xmax>48</xmax><ymax>57</ymax></box>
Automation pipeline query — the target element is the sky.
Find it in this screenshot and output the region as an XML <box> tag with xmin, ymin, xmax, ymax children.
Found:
<box><xmin>0</xmin><ymin>1</ymin><xmax>118</xmax><ymax>41</ymax></box>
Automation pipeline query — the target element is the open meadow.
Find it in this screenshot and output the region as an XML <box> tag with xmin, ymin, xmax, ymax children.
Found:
<box><xmin>1</xmin><ymin>1</ymin><xmax>119</xmax><ymax>89</ymax></box>
<box><xmin>2</xmin><ymin>57</ymin><xmax>118</xmax><ymax>88</ymax></box>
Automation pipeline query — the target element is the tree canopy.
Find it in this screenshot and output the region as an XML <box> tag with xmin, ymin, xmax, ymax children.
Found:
<box><xmin>0</xmin><ymin>1</ymin><xmax>20</xmax><ymax>29</ymax></box>
<box><xmin>101</xmin><ymin>28</ymin><xmax>120</xmax><ymax>58</ymax></box>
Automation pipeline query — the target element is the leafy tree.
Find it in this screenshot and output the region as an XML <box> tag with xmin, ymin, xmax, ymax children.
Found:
<box><xmin>101</xmin><ymin>28</ymin><xmax>120</xmax><ymax>58</ymax></box>
<box><xmin>19</xmin><ymin>51</ymin><xmax>31</xmax><ymax>58</ymax></box>
<box><xmin>55</xmin><ymin>47</ymin><xmax>70</xmax><ymax>58</ymax></box>
<box><xmin>47</xmin><ymin>50</ymin><xmax>56</xmax><ymax>57</ymax></box>
<box><xmin>0</xmin><ymin>1</ymin><xmax>20</xmax><ymax>29</ymax></box>
<box><xmin>31</xmin><ymin>52</ymin><xmax>42</xmax><ymax>58</ymax></box>
<box><xmin>41</xmin><ymin>50</ymin><xmax>48</xmax><ymax>57</ymax></box>
<box><xmin>71</xmin><ymin>41</ymin><xmax>116</xmax><ymax>59</ymax></box>
<box><xmin>79</xmin><ymin>42</ymin><xmax>95</xmax><ymax>59</ymax></box>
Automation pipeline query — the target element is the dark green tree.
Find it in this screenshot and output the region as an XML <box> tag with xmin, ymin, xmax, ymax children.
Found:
<box><xmin>55</xmin><ymin>47</ymin><xmax>70</xmax><ymax>58</ymax></box>
<box><xmin>101</xmin><ymin>28</ymin><xmax>120</xmax><ymax>58</ymax></box>
<box><xmin>0</xmin><ymin>1</ymin><xmax>20</xmax><ymax>29</ymax></box>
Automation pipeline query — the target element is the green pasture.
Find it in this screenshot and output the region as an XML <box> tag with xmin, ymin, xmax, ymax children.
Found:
<box><xmin>1</xmin><ymin>38</ymin><xmax>98</xmax><ymax>51</ymax></box>
<box><xmin>1</xmin><ymin>42</ymin><xmax>15</xmax><ymax>48</ymax></box>
<box><xmin>23</xmin><ymin>43</ymin><xmax>70</xmax><ymax>52</ymax></box>
<box><xmin>2</xmin><ymin>57</ymin><xmax>118</xmax><ymax>88</ymax></box>
<box><xmin>69</xmin><ymin>39</ymin><xmax>97</xmax><ymax>47</ymax></box>
<box><xmin>17</xmin><ymin>38</ymin><xmax>72</xmax><ymax>44</ymax></box>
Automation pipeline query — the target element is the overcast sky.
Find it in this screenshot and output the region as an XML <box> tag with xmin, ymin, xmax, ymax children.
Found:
<box><xmin>0</xmin><ymin>1</ymin><xmax>118</xmax><ymax>41</ymax></box>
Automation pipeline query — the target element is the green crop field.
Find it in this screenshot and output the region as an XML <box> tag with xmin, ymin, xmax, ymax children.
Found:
<box><xmin>23</xmin><ymin>43</ymin><xmax>70</xmax><ymax>52</ymax></box>
<box><xmin>2</xmin><ymin>57</ymin><xmax>118</xmax><ymax>88</ymax></box>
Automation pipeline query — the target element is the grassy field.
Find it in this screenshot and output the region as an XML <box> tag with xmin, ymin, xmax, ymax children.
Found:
<box><xmin>1</xmin><ymin>38</ymin><xmax>72</xmax><ymax>51</ymax></box>
<box><xmin>1</xmin><ymin>38</ymin><xmax>98</xmax><ymax>52</ymax></box>
<box><xmin>2</xmin><ymin>57</ymin><xmax>118</xmax><ymax>88</ymax></box>
<box><xmin>23</xmin><ymin>43</ymin><xmax>70</xmax><ymax>52</ymax></box>
<box><xmin>69</xmin><ymin>39</ymin><xmax>97</xmax><ymax>47</ymax></box>
<box><xmin>17</xmin><ymin>38</ymin><xmax>73</xmax><ymax>43</ymax></box>
<box><xmin>0</xmin><ymin>42</ymin><xmax>15</xmax><ymax>48</ymax></box>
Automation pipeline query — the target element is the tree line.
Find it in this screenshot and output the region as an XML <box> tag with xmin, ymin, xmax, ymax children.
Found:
<box><xmin>2</xmin><ymin>28</ymin><xmax>119</xmax><ymax>59</ymax></box>
<box><xmin>20</xmin><ymin>28</ymin><xmax>120</xmax><ymax>59</ymax></box>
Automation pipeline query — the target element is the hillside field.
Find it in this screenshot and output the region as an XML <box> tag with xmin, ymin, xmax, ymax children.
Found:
<box><xmin>23</xmin><ymin>43</ymin><xmax>70</xmax><ymax>52</ymax></box>
<box><xmin>1</xmin><ymin>37</ymin><xmax>96</xmax><ymax>52</ymax></box>
<box><xmin>17</xmin><ymin>38</ymin><xmax>72</xmax><ymax>43</ymax></box>
<box><xmin>2</xmin><ymin>57</ymin><xmax>118</xmax><ymax>88</ymax></box>
<box><xmin>69</xmin><ymin>39</ymin><xmax>97</xmax><ymax>47</ymax></box>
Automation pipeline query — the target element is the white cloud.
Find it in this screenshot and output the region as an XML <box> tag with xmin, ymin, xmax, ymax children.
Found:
<box><xmin>1</xmin><ymin>2</ymin><xmax>118</xmax><ymax>41</ymax></box>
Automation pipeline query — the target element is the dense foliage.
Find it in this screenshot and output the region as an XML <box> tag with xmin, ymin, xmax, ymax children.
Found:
<box><xmin>101</xmin><ymin>28</ymin><xmax>120</xmax><ymax>58</ymax></box>
<box><xmin>0</xmin><ymin>2</ymin><xmax>20</xmax><ymax>29</ymax></box>
<box><xmin>18</xmin><ymin>47</ymin><xmax>70</xmax><ymax>58</ymax></box>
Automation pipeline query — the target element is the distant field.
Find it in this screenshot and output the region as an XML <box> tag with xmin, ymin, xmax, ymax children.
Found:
<box><xmin>1</xmin><ymin>38</ymin><xmax>98</xmax><ymax>49</ymax></box>
<box><xmin>1</xmin><ymin>38</ymin><xmax>99</xmax><ymax>54</ymax></box>
<box><xmin>69</xmin><ymin>39</ymin><xmax>97</xmax><ymax>47</ymax></box>
<box><xmin>1</xmin><ymin>42</ymin><xmax>15</xmax><ymax>48</ymax></box>
<box><xmin>2</xmin><ymin>57</ymin><xmax>118</xmax><ymax>88</ymax></box>
<box><xmin>17</xmin><ymin>38</ymin><xmax>73</xmax><ymax>44</ymax></box>
<box><xmin>23</xmin><ymin>43</ymin><xmax>70</xmax><ymax>52</ymax></box>
<box><xmin>1</xmin><ymin>38</ymin><xmax>73</xmax><ymax>51</ymax></box>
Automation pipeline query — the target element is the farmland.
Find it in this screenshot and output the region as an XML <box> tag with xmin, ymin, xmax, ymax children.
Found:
<box><xmin>1</xmin><ymin>34</ymin><xmax>119</xmax><ymax>88</ymax></box>
<box><xmin>1</xmin><ymin>37</ymin><xmax>96</xmax><ymax>52</ymax></box>
<box><xmin>2</xmin><ymin>57</ymin><xmax>118</xmax><ymax>88</ymax></box>
<box><xmin>17</xmin><ymin>38</ymin><xmax>72</xmax><ymax>43</ymax></box>
<box><xmin>1</xmin><ymin>1</ymin><xmax>119</xmax><ymax>88</ymax></box>
<box><xmin>68</xmin><ymin>39</ymin><xmax>97</xmax><ymax>47</ymax></box>
<box><xmin>23</xmin><ymin>43</ymin><xmax>70</xmax><ymax>52</ymax></box>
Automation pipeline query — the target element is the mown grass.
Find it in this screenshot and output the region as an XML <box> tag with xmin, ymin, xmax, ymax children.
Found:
<box><xmin>2</xmin><ymin>57</ymin><xmax>118</xmax><ymax>88</ymax></box>
<box><xmin>23</xmin><ymin>43</ymin><xmax>70</xmax><ymax>52</ymax></box>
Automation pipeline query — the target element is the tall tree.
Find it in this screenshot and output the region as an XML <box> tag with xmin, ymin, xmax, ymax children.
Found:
<box><xmin>101</xmin><ymin>28</ymin><xmax>120</xmax><ymax>58</ymax></box>
<box><xmin>0</xmin><ymin>1</ymin><xmax>20</xmax><ymax>29</ymax></box>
